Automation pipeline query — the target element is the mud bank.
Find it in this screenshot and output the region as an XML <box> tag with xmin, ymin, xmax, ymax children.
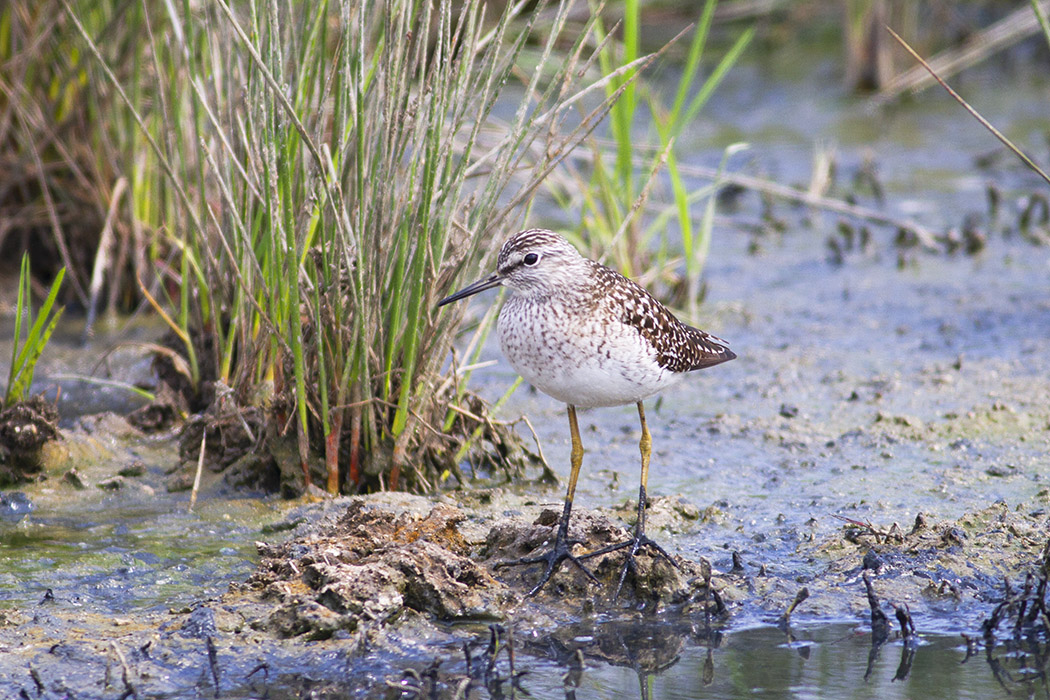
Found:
<box><xmin>2</xmin><ymin>474</ymin><xmax>1047</xmax><ymax>698</ymax></box>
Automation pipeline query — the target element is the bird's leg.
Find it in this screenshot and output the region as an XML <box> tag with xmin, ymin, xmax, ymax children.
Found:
<box><xmin>580</xmin><ymin>401</ymin><xmax>678</xmax><ymax>598</ymax></box>
<box><xmin>494</xmin><ymin>404</ymin><xmax>598</xmax><ymax>596</ymax></box>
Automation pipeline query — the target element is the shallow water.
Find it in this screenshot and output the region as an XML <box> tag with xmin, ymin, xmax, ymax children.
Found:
<box><xmin>0</xmin><ymin>498</ymin><xmax>272</xmax><ymax>613</ymax></box>
<box><xmin>2</xmin><ymin>24</ymin><xmax>1049</xmax><ymax>700</ymax></box>
<box><xmin>128</xmin><ymin>622</ymin><xmax>1036</xmax><ymax>699</ymax></box>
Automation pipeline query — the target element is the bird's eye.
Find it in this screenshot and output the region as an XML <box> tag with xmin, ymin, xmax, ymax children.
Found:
<box><xmin>523</xmin><ymin>252</ymin><xmax>540</xmax><ymax>266</ymax></box>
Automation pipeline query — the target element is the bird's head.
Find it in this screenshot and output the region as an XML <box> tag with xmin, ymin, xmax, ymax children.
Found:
<box><xmin>437</xmin><ymin>229</ymin><xmax>585</xmax><ymax>306</ymax></box>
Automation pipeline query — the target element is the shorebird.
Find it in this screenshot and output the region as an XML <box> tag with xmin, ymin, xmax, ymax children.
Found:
<box><xmin>438</xmin><ymin>229</ymin><xmax>735</xmax><ymax>597</ymax></box>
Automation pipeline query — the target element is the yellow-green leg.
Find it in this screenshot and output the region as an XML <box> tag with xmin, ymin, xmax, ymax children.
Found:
<box><xmin>556</xmin><ymin>404</ymin><xmax>585</xmax><ymax>544</ymax></box>
<box><xmin>581</xmin><ymin>401</ymin><xmax>678</xmax><ymax>598</ymax></box>
<box><xmin>495</xmin><ymin>404</ymin><xmax>598</xmax><ymax>596</ymax></box>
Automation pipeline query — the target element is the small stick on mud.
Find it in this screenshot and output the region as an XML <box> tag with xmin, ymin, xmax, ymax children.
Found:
<box><xmin>892</xmin><ymin>604</ymin><xmax>918</xmax><ymax>681</ymax></box>
<box><xmin>506</xmin><ymin>625</ymin><xmax>525</xmax><ymax>690</ymax></box>
<box><xmin>29</xmin><ymin>665</ymin><xmax>44</xmax><ymax>695</ymax></box>
<box><xmin>778</xmin><ymin>587</ymin><xmax>811</xmax><ymax>651</ymax></box>
<box><xmin>833</xmin><ymin>514</ymin><xmax>903</xmax><ymax>544</ymax></box>
<box><xmin>519</xmin><ymin>414</ymin><xmax>555</xmax><ymax>483</ymax></box>
<box><xmin>110</xmin><ymin>641</ymin><xmax>139</xmax><ymax>700</ymax></box>
<box><xmin>206</xmin><ymin>636</ymin><xmax>221</xmax><ymax>698</ymax></box>
<box><xmin>700</xmin><ymin>558</ymin><xmax>727</xmax><ymax>620</ymax></box>
<box><xmin>908</xmin><ymin>513</ymin><xmax>927</xmax><ymax>535</ymax></box>
<box><xmin>484</xmin><ymin>624</ymin><xmax>501</xmax><ymax>680</ymax></box>
<box><xmin>779</xmin><ymin>587</ymin><xmax>810</xmax><ymax>629</ymax></box>
<box><xmin>189</xmin><ymin>432</ymin><xmax>206</xmax><ymax>513</ymax></box>
<box><xmin>895</xmin><ymin>604</ymin><xmax>917</xmax><ymax>642</ymax></box>
<box><xmin>863</xmin><ymin>571</ymin><xmax>891</xmax><ymax>645</ymax></box>
<box><xmin>863</xmin><ymin>571</ymin><xmax>891</xmax><ymax>681</ymax></box>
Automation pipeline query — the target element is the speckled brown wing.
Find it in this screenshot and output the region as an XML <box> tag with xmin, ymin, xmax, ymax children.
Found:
<box><xmin>593</xmin><ymin>263</ymin><xmax>736</xmax><ymax>373</ymax></box>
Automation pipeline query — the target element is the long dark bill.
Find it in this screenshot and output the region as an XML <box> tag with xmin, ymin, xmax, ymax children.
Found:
<box><xmin>436</xmin><ymin>273</ymin><xmax>503</xmax><ymax>307</ymax></box>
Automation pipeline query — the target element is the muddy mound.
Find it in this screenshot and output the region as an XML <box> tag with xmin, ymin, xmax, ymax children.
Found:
<box><xmin>0</xmin><ymin>396</ymin><xmax>60</xmax><ymax>485</ymax></box>
<box><xmin>244</xmin><ymin>494</ymin><xmax>729</xmax><ymax>640</ymax></box>
<box><xmin>249</xmin><ymin>499</ymin><xmax>510</xmax><ymax>639</ymax></box>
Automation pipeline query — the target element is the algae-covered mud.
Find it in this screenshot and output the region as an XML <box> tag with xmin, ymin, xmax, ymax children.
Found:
<box><xmin>2</xmin><ymin>28</ymin><xmax>1050</xmax><ymax>700</ymax></box>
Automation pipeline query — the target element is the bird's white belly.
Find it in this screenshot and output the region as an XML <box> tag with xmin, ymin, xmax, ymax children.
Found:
<box><xmin>497</xmin><ymin>302</ymin><xmax>681</xmax><ymax>408</ymax></box>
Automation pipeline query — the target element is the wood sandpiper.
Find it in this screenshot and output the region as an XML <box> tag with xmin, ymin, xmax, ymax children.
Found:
<box><xmin>438</xmin><ymin>228</ymin><xmax>736</xmax><ymax>597</ymax></box>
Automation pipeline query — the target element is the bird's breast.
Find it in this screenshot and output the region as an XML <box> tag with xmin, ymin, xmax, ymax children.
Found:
<box><xmin>496</xmin><ymin>297</ymin><xmax>680</xmax><ymax>408</ymax></box>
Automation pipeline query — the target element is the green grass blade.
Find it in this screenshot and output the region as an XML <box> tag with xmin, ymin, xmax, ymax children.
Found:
<box><xmin>1034</xmin><ymin>0</ymin><xmax>1050</xmax><ymax>51</ymax></box>
<box><xmin>9</xmin><ymin>266</ymin><xmax>66</xmax><ymax>386</ymax></box>
<box><xmin>8</xmin><ymin>307</ymin><xmax>65</xmax><ymax>404</ymax></box>
<box><xmin>5</xmin><ymin>254</ymin><xmax>30</xmax><ymax>404</ymax></box>
<box><xmin>680</xmin><ymin>26</ymin><xmax>754</xmax><ymax>132</ymax></box>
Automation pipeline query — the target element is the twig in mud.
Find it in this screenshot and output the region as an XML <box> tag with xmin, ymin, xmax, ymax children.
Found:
<box><xmin>975</xmin><ymin>556</ymin><xmax>1050</xmax><ymax>695</ymax></box>
<box><xmin>779</xmin><ymin>587</ymin><xmax>810</xmax><ymax>629</ymax></box>
<box><xmin>895</xmin><ymin>604</ymin><xmax>917</xmax><ymax>642</ymax></box>
<box><xmin>863</xmin><ymin>571</ymin><xmax>891</xmax><ymax>645</ymax></box>
<box><xmin>110</xmin><ymin>641</ymin><xmax>139</xmax><ymax>700</ymax></box>
<box><xmin>444</xmin><ymin>401</ymin><xmax>553</xmax><ymax>483</ymax></box>
<box><xmin>863</xmin><ymin>571</ymin><xmax>891</xmax><ymax>682</ymax></box>
<box><xmin>206</xmin><ymin>636</ymin><xmax>221</xmax><ymax>698</ymax></box>
<box><xmin>908</xmin><ymin>512</ymin><xmax>927</xmax><ymax>535</ymax></box>
<box><xmin>189</xmin><ymin>432</ymin><xmax>206</xmax><ymax>513</ymax></box>
<box><xmin>961</xmin><ymin>633</ymin><xmax>981</xmax><ymax>663</ymax></box>
<box><xmin>506</xmin><ymin>625</ymin><xmax>522</xmax><ymax>692</ymax></box>
<box><xmin>892</xmin><ymin>607</ymin><xmax>917</xmax><ymax>681</ymax></box>
<box><xmin>693</xmin><ymin>163</ymin><xmax>940</xmax><ymax>249</ymax></box>
<box><xmin>517</xmin><ymin>414</ymin><xmax>554</xmax><ymax>482</ymax></box>
<box><xmin>697</xmin><ymin>557</ymin><xmax>727</xmax><ymax>620</ymax></box>
<box><xmin>563</xmin><ymin>145</ymin><xmax>941</xmax><ymax>249</ymax></box>
<box><xmin>484</xmin><ymin>624</ymin><xmax>501</xmax><ymax>680</ymax></box>
<box><xmin>832</xmin><ymin>514</ymin><xmax>904</xmax><ymax>544</ymax></box>
<box><xmin>457</xmin><ymin>643</ymin><xmax>474</xmax><ymax>699</ymax></box>
<box><xmin>29</xmin><ymin>665</ymin><xmax>44</xmax><ymax>695</ymax></box>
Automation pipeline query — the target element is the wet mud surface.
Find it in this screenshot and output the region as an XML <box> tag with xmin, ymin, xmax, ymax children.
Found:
<box><xmin>1</xmin><ymin>480</ymin><xmax>1047</xmax><ymax>698</ymax></box>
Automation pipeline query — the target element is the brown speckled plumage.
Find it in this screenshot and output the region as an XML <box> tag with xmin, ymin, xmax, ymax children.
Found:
<box><xmin>589</xmin><ymin>262</ymin><xmax>734</xmax><ymax>373</ymax></box>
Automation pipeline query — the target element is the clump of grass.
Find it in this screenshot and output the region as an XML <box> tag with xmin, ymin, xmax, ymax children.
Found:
<box><xmin>0</xmin><ymin>253</ymin><xmax>63</xmax><ymax>486</ymax></box>
<box><xmin>60</xmin><ymin>0</ymin><xmax>651</xmax><ymax>494</ymax></box>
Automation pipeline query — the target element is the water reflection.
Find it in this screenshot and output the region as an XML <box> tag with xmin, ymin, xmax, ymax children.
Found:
<box><xmin>489</xmin><ymin>616</ymin><xmax>1046</xmax><ymax>700</ymax></box>
<box><xmin>971</xmin><ymin>567</ymin><xmax>1050</xmax><ymax>697</ymax></box>
<box><xmin>523</xmin><ymin>616</ymin><xmax>723</xmax><ymax>700</ymax></box>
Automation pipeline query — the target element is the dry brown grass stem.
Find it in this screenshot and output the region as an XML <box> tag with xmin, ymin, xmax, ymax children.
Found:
<box><xmin>876</xmin><ymin>1</ymin><xmax>1050</xmax><ymax>103</ymax></box>
<box><xmin>886</xmin><ymin>25</ymin><xmax>1050</xmax><ymax>188</ymax></box>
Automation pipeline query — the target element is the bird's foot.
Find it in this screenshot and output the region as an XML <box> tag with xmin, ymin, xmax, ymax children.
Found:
<box><xmin>494</xmin><ymin>534</ymin><xmax>599</xmax><ymax>597</ymax></box>
<box><xmin>579</xmin><ymin>532</ymin><xmax>679</xmax><ymax>599</ymax></box>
